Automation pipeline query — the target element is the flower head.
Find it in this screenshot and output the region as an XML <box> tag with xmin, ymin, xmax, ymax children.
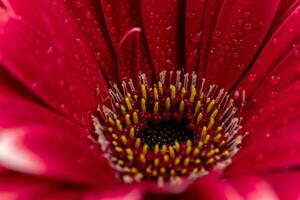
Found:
<box><xmin>0</xmin><ymin>0</ymin><xmax>300</xmax><ymax>199</ymax></box>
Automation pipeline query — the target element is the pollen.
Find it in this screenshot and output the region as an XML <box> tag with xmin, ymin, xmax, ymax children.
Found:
<box><xmin>93</xmin><ymin>71</ymin><xmax>245</xmax><ymax>186</ymax></box>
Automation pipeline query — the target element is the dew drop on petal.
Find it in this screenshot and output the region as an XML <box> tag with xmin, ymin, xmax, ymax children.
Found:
<box><xmin>247</xmin><ymin>73</ymin><xmax>257</xmax><ymax>82</ymax></box>
<box><xmin>294</xmin><ymin>49</ymin><xmax>300</xmax><ymax>58</ymax></box>
<box><xmin>269</xmin><ymin>75</ymin><xmax>281</xmax><ymax>86</ymax></box>
<box><xmin>191</xmin><ymin>32</ymin><xmax>202</xmax><ymax>43</ymax></box>
<box><xmin>244</xmin><ymin>23</ymin><xmax>252</xmax><ymax>31</ymax></box>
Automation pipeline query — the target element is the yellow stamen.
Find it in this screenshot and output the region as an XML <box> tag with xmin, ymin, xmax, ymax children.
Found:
<box><xmin>194</xmin><ymin>101</ymin><xmax>201</xmax><ymax>115</ymax></box>
<box><xmin>117</xmin><ymin>160</ymin><xmax>124</xmax><ymax>166</ymax></box>
<box><xmin>184</xmin><ymin>158</ymin><xmax>190</xmax><ymax>166</ymax></box>
<box><xmin>152</xmin><ymin>170</ymin><xmax>158</xmax><ymax>177</ymax></box>
<box><xmin>174</xmin><ymin>157</ymin><xmax>181</xmax><ymax>165</ymax></box>
<box><xmin>215</xmin><ymin>126</ymin><xmax>223</xmax><ymax>133</ymax></box>
<box><xmin>180</xmin><ymin>87</ymin><xmax>186</xmax><ymax>98</ymax></box>
<box><xmin>170</xmin><ymin>169</ymin><xmax>176</xmax><ymax>176</ymax></box>
<box><xmin>204</xmin><ymin>135</ymin><xmax>211</xmax><ymax>144</ymax></box>
<box><xmin>207</xmin><ymin>117</ymin><xmax>215</xmax><ymax>130</ymax></box>
<box><xmin>207</xmin><ymin>149</ymin><xmax>216</xmax><ymax>157</ymax></box>
<box><xmin>214</xmin><ymin>134</ymin><xmax>222</xmax><ymax>142</ymax></box>
<box><xmin>179</xmin><ymin>100</ymin><xmax>185</xmax><ymax>113</ymax></box>
<box><xmin>112</xmin><ymin>133</ymin><xmax>118</xmax><ymax>140</ymax></box>
<box><xmin>141</xmin><ymin>98</ymin><xmax>146</xmax><ymax>112</ymax></box>
<box><xmin>154</xmin><ymin>144</ymin><xmax>160</xmax><ymax>154</ymax></box>
<box><xmin>174</xmin><ymin>141</ymin><xmax>180</xmax><ymax>152</ymax></box>
<box><xmin>165</xmin><ymin>97</ymin><xmax>171</xmax><ymax>112</ymax></box>
<box><xmin>222</xmin><ymin>150</ymin><xmax>230</xmax><ymax>157</ymax></box>
<box><xmin>206</xmin><ymin>99</ymin><xmax>216</xmax><ymax>113</ymax></box>
<box><xmin>125</xmin><ymin>114</ymin><xmax>131</xmax><ymax>125</ymax></box>
<box><xmin>153</xmin><ymin>87</ymin><xmax>159</xmax><ymax>101</ymax></box>
<box><xmin>206</xmin><ymin>157</ymin><xmax>215</xmax><ymax>165</ymax></box>
<box><xmin>133</xmin><ymin>112</ymin><xmax>138</xmax><ymax>124</ymax></box>
<box><xmin>121</xmin><ymin>135</ymin><xmax>127</xmax><ymax>145</ymax></box>
<box><xmin>181</xmin><ymin>169</ymin><xmax>187</xmax><ymax>174</ymax></box>
<box><xmin>125</xmin><ymin>148</ymin><xmax>133</xmax><ymax>155</ymax></box>
<box><xmin>140</xmin><ymin>154</ymin><xmax>146</xmax><ymax>164</ymax></box>
<box><xmin>211</xmin><ymin>109</ymin><xmax>219</xmax><ymax>119</ymax></box>
<box><xmin>186</xmin><ymin>140</ymin><xmax>192</xmax><ymax>155</ymax></box>
<box><xmin>196</xmin><ymin>112</ymin><xmax>203</xmax><ymax>125</ymax></box>
<box><xmin>142</xmin><ymin>144</ymin><xmax>148</xmax><ymax>154</ymax></box>
<box><xmin>170</xmin><ymin>85</ymin><xmax>176</xmax><ymax>99</ymax></box>
<box><xmin>201</xmin><ymin>126</ymin><xmax>207</xmax><ymax>140</ymax></box>
<box><xmin>154</xmin><ymin>158</ymin><xmax>160</xmax><ymax>167</ymax></box>
<box><xmin>163</xmin><ymin>154</ymin><xmax>170</xmax><ymax>163</ymax></box>
<box><xmin>127</xmin><ymin>155</ymin><xmax>134</xmax><ymax>161</ymax></box>
<box><xmin>116</xmin><ymin>119</ymin><xmax>123</xmax><ymax>132</ymax></box>
<box><xmin>125</xmin><ymin>97</ymin><xmax>132</xmax><ymax>110</ymax></box>
<box><xmin>193</xmin><ymin>147</ymin><xmax>200</xmax><ymax>157</ymax></box>
<box><xmin>112</xmin><ymin>141</ymin><xmax>118</xmax><ymax>146</ymax></box>
<box><xmin>115</xmin><ymin>146</ymin><xmax>123</xmax><ymax>152</ymax></box>
<box><xmin>141</xmin><ymin>84</ymin><xmax>147</xmax><ymax>99</ymax></box>
<box><xmin>161</xmin><ymin>145</ymin><xmax>167</xmax><ymax>154</ymax></box>
<box><xmin>120</xmin><ymin>105</ymin><xmax>126</xmax><ymax>115</ymax></box>
<box><xmin>135</xmin><ymin>138</ymin><xmax>141</xmax><ymax>148</ymax></box>
<box><xmin>168</xmin><ymin>146</ymin><xmax>175</xmax><ymax>158</ymax></box>
<box><xmin>129</xmin><ymin>127</ymin><xmax>135</xmax><ymax>139</ymax></box>
<box><xmin>107</xmin><ymin>127</ymin><xmax>113</xmax><ymax>132</ymax></box>
<box><xmin>198</xmin><ymin>141</ymin><xmax>203</xmax><ymax>149</ymax></box>
<box><xmin>131</xmin><ymin>167</ymin><xmax>138</xmax><ymax>174</ymax></box>
<box><xmin>189</xmin><ymin>87</ymin><xmax>196</xmax><ymax>102</ymax></box>
<box><xmin>108</xmin><ymin>117</ymin><xmax>115</xmax><ymax>126</ymax></box>
<box><xmin>160</xmin><ymin>167</ymin><xmax>166</xmax><ymax>174</ymax></box>
<box><xmin>154</xmin><ymin>102</ymin><xmax>159</xmax><ymax>115</ymax></box>
<box><xmin>158</xmin><ymin>82</ymin><xmax>163</xmax><ymax>95</ymax></box>
<box><xmin>195</xmin><ymin>159</ymin><xmax>201</xmax><ymax>164</ymax></box>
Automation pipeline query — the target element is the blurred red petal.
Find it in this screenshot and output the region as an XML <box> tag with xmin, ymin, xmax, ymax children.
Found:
<box><xmin>0</xmin><ymin>97</ymin><xmax>118</xmax><ymax>186</ymax></box>
<box><xmin>204</xmin><ymin>0</ymin><xmax>280</xmax><ymax>89</ymax></box>
<box><xmin>226</xmin><ymin>120</ymin><xmax>300</xmax><ymax>176</ymax></box>
<box><xmin>141</xmin><ymin>0</ymin><xmax>181</xmax><ymax>78</ymax></box>
<box><xmin>63</xmin><ymin>0</ymin><xmax>117</xmax><ymax>82</ymax></box>
<box><xmin>0</xmin><ymin>1</ymin><xmax>109</xmax><ymax>127</ymax></box>
<box><xmin>237</xmin><ymin>4</ymin><xmax>300</xmax><ymax>98</ymax></box>
<box><xmin>184</xmin><ymin>0</ymin><xmax>205</xmax><ymax>74</ymax></box>
<box><xmin>118</xmin><ymin>28</ymin><xmax>153</xmax><ymax>84</ymax></box>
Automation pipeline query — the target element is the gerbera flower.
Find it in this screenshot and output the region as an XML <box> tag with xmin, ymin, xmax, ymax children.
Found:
<box><xmin>0</xmin><ymin>0</ymin><xmax>300</xmax><ymax>199</ymax></box>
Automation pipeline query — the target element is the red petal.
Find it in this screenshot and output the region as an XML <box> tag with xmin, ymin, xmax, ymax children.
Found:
<box><xmin>118</xmin><ymin>28</ymin><xmax>153</xmax><ymax>85</ymax></box>
<box><xmin>226</xmin><ymin>120</ymin><xmax>300</xmax><ymax>176</ymax></box>
<box><xmin>236</xmin><ymin>4</ymin><xmax>300</xmax><ymax>98</ymax></box>
<box><xmin>0</xmin><ymin>3</ymin><xmax>109</xmax><ymax>127</ymax></box>
<box><xmin>0</xmin><ymin>173</ymin><xmax>64</xmax><ymax>200</ymax></box>
<box><xmin>241</xmin><ymin>45</ymin><xmax>300</xmax><ymax>120</ymax></box>
<box><xmin>63</xmin><ymin>0</ymin><xmax>117</xmax><ymax>82</ymax></box>
<box><xmin>141</xmin><ymin>0</ymin><xmax>181</xmax><ymax>77</ymax></box>
<box><xmin>0</xmin><ymin>97</ymin><xmax>118</xmax><ymax>186</ymax></box>
<box><xmin>176</xmin><ymin>174</ymin><xmax>243</xmax><ymax>200</ymax></box>
<box><xmin>101</xmin><ymin>0</ymin><xmax>153</xmax><ymax>83</ymax></box>
<box><xmin>204</xmin><ymin>0</ymin><xmax>280</xmax><ymax>89</ymax></box>
<box><xmin>197</xmin><ymin>0</ymin><xmax>225</xmax><ymax>78</ymax></box>
<box><xmin>84</xmin><ymin>185</ymin><xmax>144</xmax><ymax>200</ymax></box>
<box><xmin>184</xmin><ymin>0</ymin><xmax>205</xmax><ymax>74</ymax></box>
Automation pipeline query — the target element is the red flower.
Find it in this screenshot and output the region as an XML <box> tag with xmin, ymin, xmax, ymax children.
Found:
<box><xmin>0</xmin><ymin>0</ymin><xmax>300</xmax><ymax>199</ymax></box>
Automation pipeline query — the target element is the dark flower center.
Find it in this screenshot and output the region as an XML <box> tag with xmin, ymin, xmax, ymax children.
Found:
<box><xmin>92</xmin><ymin>71</ymin><xmax>244</xmax><ymax>186</ymax></box>
<box><xmin>137</xmin><ymin>119</ymin><xmax>195</xmax><ymax>148</ymax></box>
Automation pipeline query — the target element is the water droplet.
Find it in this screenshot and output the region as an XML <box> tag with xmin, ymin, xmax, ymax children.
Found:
<box><xmin>294</xmin><ymin>49</ymin><xmax>300</xmax><ymax>58</ymax></box>
<box><xmin>244</xmin><ymin>23</ymin><xmax>252</xmax><ymax>31</ymax></box>
<box><xmin>247</xmin><ymin>73</ymin><xmax>257</xmax><ymax>82</ymax></box>
<box><xmin>190</xmin><ymin>32</ymin><xmax>202</xmax><ymax>43</ymax></box>
<box><xmin>165</xmin><ymin>26</ymin><xmax>172</xmax><ymax>31</ymax></box>
<box><xmin>244</xmin><ymin>11</ymin><xmax>250</xmax><ymax>18</ymax></box>
<box><xmin>272</xmin><ymin>38</ymin><xmax>279</xmax><ymax>46</ymax></box>
<box><xmin>105</xmin><ymin>4</ymin><xmax>112</xmax><ymax>12</ymax></box>
<box><xmin>269</xmin><ymin>75</ymin><xmax>281</xmax><ymax>86</ymax></box>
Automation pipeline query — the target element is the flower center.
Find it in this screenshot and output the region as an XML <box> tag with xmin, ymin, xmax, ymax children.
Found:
<box><xmin>92</xmin><ymin>71</ymin><xmax>244</xmax><ymax>186</ymax></box>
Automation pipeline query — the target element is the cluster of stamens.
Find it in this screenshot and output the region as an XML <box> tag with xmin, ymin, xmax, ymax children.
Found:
<box><xmin>92</xmin><ymin>71</ymin><xmax>244</xmax><ymax>186</ymax></box>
